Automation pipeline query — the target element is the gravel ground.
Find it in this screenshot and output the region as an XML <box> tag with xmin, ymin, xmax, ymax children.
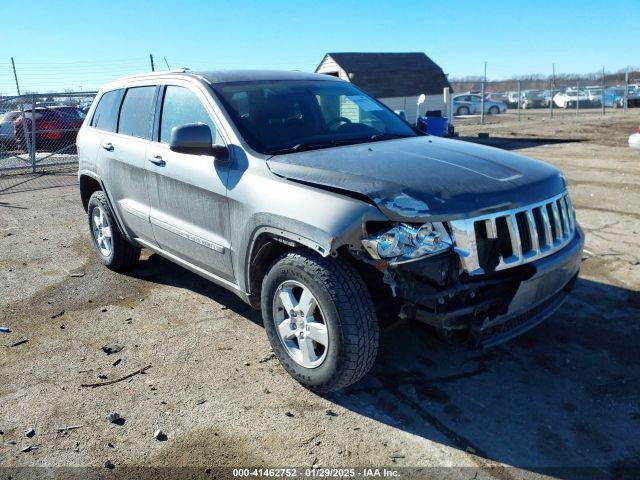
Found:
<box><xmin>1</xmin><ymin>111</ymin><xmax>639</xmax><ymax>480</ymax></box>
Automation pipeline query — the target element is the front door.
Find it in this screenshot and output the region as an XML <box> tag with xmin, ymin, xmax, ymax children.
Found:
<box><xmin>146</xmin><ymin>83</ymin><xmax>234</xmax><ymax>282</ymax></box>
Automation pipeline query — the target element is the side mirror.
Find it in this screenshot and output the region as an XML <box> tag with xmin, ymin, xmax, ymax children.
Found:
<box><xmin>169</xmin><ymin>123</ymin><xmax>228</xmax><ymax>158</ymax></box>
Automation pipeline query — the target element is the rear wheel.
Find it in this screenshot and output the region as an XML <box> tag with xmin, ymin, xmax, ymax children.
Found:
<box><xmin>456</xmin><ymin>106</ymin><xmax>470</xmax><ymax>116</ymax></box>
<box><xmin>87</xmin><ymin>191</ymin><xmax>140</xmax><ymax>271</ymax></box>
<box><xmin>261</xmin><ymin>249</ymin><xmax>379</xmax><ymax>392</ymax></box>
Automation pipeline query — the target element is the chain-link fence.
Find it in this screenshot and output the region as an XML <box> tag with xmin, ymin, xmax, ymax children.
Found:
<box><xmin>0</xmin><ymin>91</ymin><xmax>96</xmax><ymax>175</ymax></box>
<box><xmin>449</xmin><ymin>66</ymin><xmax>640</xmax><ymax>124</ymax></box>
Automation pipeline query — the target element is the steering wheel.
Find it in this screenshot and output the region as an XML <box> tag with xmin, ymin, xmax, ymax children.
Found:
<box><xmin>326</xmin><ymin>116</ymin><xmax>352</xmax><ymax>131</ymax></box>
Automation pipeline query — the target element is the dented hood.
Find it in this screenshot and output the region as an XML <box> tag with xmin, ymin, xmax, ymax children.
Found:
<box><xmin>266</xmin><ymin>136</ymin><xmax>566</xmax><ymax>221</ymax></box>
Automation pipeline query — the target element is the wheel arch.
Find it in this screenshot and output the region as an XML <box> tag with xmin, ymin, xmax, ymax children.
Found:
<box><xmin>244</xmin><ymin>224</ymin><xmax>333</xmax><ymax>309</ymax></box>
<box><xmin>79</xmin><ymin>170</ymin><xmax>104</xmax><ymax>212</ymax></box>
<box><xmin>79</xmin><ymin>170</ymin><xmax>132</xmax><ymax>244</ymax></box>
<box><xmin>238</xmin><ymin>194</ymin><xmax>387</xmax><ymax>307</ymax></box>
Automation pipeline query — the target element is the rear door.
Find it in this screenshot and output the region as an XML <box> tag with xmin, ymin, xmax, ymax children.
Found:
<box><xmin>100</xmin><ymin>85</ymin><xmax>157</xmax><ymax>243</ymax></box>
<box><xmin>146</xmin><ymin>82</ymin><xmax>234</xmax><ymax>281</ymax></box>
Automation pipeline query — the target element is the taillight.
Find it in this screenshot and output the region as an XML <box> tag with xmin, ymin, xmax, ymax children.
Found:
<box><xmin>637</xmin><ymin>126</ymin><xmax>640</xmax><ymax>134</ymax></box>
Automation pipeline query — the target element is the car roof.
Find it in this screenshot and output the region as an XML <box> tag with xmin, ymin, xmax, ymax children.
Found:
<box><xmin>106</xmin><ymin>69</ymin><xmax>344</xmax><ymax>88</ymax></box>
<box><xmin>192</xmin><ymin>69</ymin><xmax>343</xmax><ymax>84</ymax></box>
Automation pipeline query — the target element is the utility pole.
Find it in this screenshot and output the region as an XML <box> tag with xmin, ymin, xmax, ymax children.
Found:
<box><xmin>550</xmin><ymin>63</ymin><xmax>555</xmax><ymax>118</ymax></box>
<box><xmin>480</xmin><ymin>61</ymin><xmax>486</xmax><ymax>125</ymax></box>
<box><xmin>11</xmin><ymin>57</ymin><xmax>21</xmax><ymax>95</ymax></box>
<box><xmin>601</xmin><ymin>66</ymin><xmax>606</xmax><ymax>116</ymax></box>
<box><xmin>625</xmin><ymin>65</ymin><xmax>629</xmax><ymax>112</ymax></box>
<box><xmin>12</xmin><ymin>56</ymin><xmax>32</xmax><ymax>166</ymax></box>
<box><xmin>517</xmin><ymin>80</ymin><xmax>521</xmax><ymax>121</ymax></box>
<box><xmin>149</xmin><ymin>54</ymin><xmax>155</xmax><ymax>72</ymax></box>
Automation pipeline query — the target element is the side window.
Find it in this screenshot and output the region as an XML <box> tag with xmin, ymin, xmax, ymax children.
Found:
<box><xmin>118</xmin><ymin>86</ymin><xmax>156</xmax><ymax>139</ymax></box>
<box><xmin>90</xmin><ymin>90</ymin><xmax>122</xmax><ymax>132</ymax></box>
<box><xmin>159</xmin><ymin>86</ymin><xmax>217</xmax><ymax>144</ymax></box>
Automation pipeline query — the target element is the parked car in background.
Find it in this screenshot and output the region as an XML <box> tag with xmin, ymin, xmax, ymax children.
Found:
<box><xmin>553</xmin><ymin>90</ymin><xmax>590</xmax><ymax>109</ymax></box>
<box><xmin>452</xmin><ymin>96</ymin><xmax>476</xmax><ymax>116</ymax></box>
<box><xmin>453</xmin><ymin>94</ymin><xmax>506</xmax><ymax>114</ymax></box>
<box><xmin>630</xmin><ymin>127</ymin><xmax>640</xmax><ymax>151</ymax></box>
<box><xmin>627</xmin><ymin>87</ymin><xmax>640</xmax><ymax>107</ymax></box>
<box><xmin>485</xmin><ymin>92</ymin><xmax>509</xmax><ymax>104</ymax></box>
<box><xmin>77</xmin><ymin>69</ymin><xmax>583</xmax><ymax>391</ymax></box>
<box><xmin>541</xmin><ymin>90</ymin><xmax>556</xmax><ymax>107</ymax></box>
<box><xmin>0</xmin><ymin>110</ymin><xmax>21</xmax><ymax>148</ymax></box>
<box><xmin>604</xmin><ymin>87</ymin><xmax>625</xmax><ymax>108</ymax></box>
<box><xmin>585</xmin><ymin>89</ymin><xmax>603</xmax><ymax>106</ymax></box>
<box><xmin>13</xmin><ymin>106</ymin><xmax>84</xmax><ymax>151</ymax></box>
<box><xmin>521</xmin><ymin>90</ymin><xmax>547</xmax><ymax>109</ymax></box>
<box><xmin>506</xmin><ymin>91</ymin><xmax>522</xmax><ymax>108</ymax></box>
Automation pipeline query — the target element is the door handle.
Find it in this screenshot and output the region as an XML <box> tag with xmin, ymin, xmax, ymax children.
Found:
<box><xmin>148</xmin><ymin>155</ymin><xmax>166</xmax><ymax>166</ymax></box>
<box><xmin>101</xmin><ymin>142</ymin><xmax>114</xmax><ymax>152</ymax></box>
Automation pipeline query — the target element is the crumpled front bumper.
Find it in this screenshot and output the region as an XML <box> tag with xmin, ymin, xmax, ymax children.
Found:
<box><xmin>474</xmin><ymin>225</ymin><xmax>584</xmax><ymax>346</ymax></box>
<box><xmin>395</xmin><ymin>225</ymin><xmax>584</xmax><ymax>347</ymax></box>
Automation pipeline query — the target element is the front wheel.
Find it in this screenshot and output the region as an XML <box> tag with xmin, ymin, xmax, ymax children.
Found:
<box><xmin>261</xmin><ymin>250</ymin><xmax>379</xmax><ymax>393</ymax></box>
<box><xmin>488</xmin><ymin>106</ymin><xmax>500</xmax><ymax>115</ymax></box>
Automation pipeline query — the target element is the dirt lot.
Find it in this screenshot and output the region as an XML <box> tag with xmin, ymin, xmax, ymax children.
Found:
<box><xmin>1</xmin><ymin>111</ymin><xmax>639</xmax><ymax>479</ymax></box>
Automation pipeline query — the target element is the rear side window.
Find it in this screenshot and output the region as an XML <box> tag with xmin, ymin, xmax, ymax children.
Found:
<box><xmin>159</xmin><ymin>86</ymin><xmax>217</xmax><ymax>144</ymax></box>
<box><xmin>118</xmin><ymin>86</ymin><xmax>156</xmax><ymax>139</ymax></box>
<box><xmin>90</xmin><ymin>90</ymin><xmax>122</xmax><ymax>132</ymax></box>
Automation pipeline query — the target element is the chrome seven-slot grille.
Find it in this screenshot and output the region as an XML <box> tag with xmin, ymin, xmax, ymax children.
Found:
<box><xmin>449</xmin><ymin>191</ymin><xmax>576</xmax><ymax>275</ymax></box>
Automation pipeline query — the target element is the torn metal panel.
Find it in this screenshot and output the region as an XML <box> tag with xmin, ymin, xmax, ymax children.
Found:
<box><xmin>371</xmin><ymin>192</ymin><xmax>430</xmax><ymax>217</ymax></box>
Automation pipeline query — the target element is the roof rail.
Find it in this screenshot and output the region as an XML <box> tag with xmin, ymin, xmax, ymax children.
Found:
<box><xmin>117</xmin><ymin>68</ymin><xmax>191</xmax><ymax>81</ymax></box>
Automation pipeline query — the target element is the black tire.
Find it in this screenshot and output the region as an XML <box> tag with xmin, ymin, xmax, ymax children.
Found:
<box><xmin>488</xmin><ymin>106</ymin><xmax>500</xmax><ymax>115</ymax></box>
<box><xmin>456</xmin><ymin>106</ymin><xmax>470</xmax><ymax>116</ymax></box>
<box><xmin>261</xmin><ymin>249</ymin><xmax>379</xmax><ymax>393</ymax></box>
<box><xmin>87</xmin><ymin>190</ymin><xmax>140</xmax><ymax>271</ymax></box>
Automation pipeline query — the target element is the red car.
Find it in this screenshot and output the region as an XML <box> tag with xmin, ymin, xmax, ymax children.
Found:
<box><xmin>14</xmin><ymin>106</ymin><xmax>85</xmax><ymax>152</ymax></box>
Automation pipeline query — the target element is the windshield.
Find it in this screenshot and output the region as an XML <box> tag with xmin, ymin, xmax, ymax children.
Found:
<box><xmin>213</xmin><ymin>80</ymin><xmax>417</xmax><ymax>155</ymax></box>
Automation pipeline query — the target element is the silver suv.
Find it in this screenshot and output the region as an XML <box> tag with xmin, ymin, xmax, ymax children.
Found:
<box><xmin>77</xmin><ymin>70</ymin><xmax>584</xmax><ymax>392</ymax></box>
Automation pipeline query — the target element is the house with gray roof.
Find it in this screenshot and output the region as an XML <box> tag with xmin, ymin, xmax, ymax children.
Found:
<box><xmin>315</xmin><ymin>52</ymin><xmax>451</xmax><ymax>123</ymax></box>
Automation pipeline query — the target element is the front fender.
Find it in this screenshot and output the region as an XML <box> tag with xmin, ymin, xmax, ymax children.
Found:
<box><xmin>236</xmin><ymin>200</ymin><xmax>386</xmax><ymax>295</ymax></box>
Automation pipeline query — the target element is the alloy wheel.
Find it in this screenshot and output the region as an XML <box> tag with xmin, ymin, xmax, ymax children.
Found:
<box><xmin>92</xmin><ymin>206</ymin><xmax>113</xmax><ymax>257</ymax></box>
<box><xmin>272</xmin><ymin>280</ymin><xmax>329</xmax><ymax>368</ymax></box>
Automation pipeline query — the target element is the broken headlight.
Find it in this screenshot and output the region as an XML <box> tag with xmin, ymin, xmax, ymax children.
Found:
<box><xmin>361</xmin><ymin>222</ymin><xmax>452</xmax><ymax>265</ymax></box>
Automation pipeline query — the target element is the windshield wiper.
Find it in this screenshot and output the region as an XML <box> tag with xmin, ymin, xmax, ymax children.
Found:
<box><xmin>269</xmin><ymin>134</ymin><xmax>414</xmax><ymax>155</ymax></box>
<box><xmin>270</xmin><ymin>139</ymin><xmax>356</xmax><ymax>155</ymax></box>
<box><xmin>369</xmin><ymin>132</ymin><xmax>414</xmax><ymax>141</ymax></box>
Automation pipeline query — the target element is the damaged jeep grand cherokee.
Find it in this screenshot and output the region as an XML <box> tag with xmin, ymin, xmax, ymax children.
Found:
<box><xmin>77</xmin><ymin>70</ymin><xmax>584</xmax><ymax>392</ymax></box>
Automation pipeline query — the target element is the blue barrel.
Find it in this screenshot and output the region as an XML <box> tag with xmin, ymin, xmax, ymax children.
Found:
<box><xmin>417</xmin><ymin>116</ymin><xmax>448</xmax><ymax>137</ymax></box>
